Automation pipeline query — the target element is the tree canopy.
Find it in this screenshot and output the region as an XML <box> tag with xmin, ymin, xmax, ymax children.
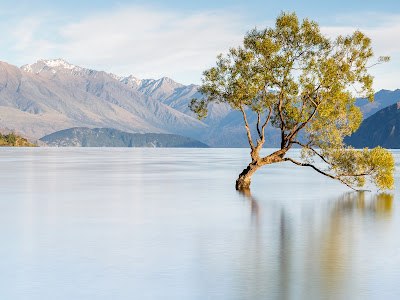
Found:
<box><xmin>190</xmin><ymin>12</ymin><xmax>395</xmax><ymax>191</ymax></box>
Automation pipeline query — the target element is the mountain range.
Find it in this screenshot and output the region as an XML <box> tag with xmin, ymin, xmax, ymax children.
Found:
<box><xmin>345</xmin><ymin>102</ymin><xmax>400</xmax><ymax>148</ymax></box>
<box><xmin>356</xmin><ymin>89</ymin><xmax>400</xmax><ymax>119</ymax></box>
<box><xmin>0</xmin><ymin>59</ymin><xmax>399</xmax><ymax>148</ymax></box>
<box><xmin>0</xmin><ymin>59</ymin><xmax>252</xmax><ymax>147</ymax></box>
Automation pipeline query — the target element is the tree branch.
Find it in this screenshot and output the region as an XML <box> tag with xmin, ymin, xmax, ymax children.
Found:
<box><xmin>278</xmin><ymin>89</ymin><xmax>287</xmax><ymax>149</ymax></box>
<box><xmin>283</xmin><ymin>157</ymin><xmax>371</xmax><ymax>191</ymax></box>
<box><xmin>256</xmin><ymin>113</ymin><xmax>262</xmax><ymax>139</ymax></box>
<box><xmin>282</xmin><ymin>81</ymin><xmax>325</xmax><ymax>149</ymax></box>
<box><xmin>283</xmin><ymin>96</ymin><xmax>308</xmax><ymax>146</ymax></box>
<box><xmin>240</xmin><ymin>105</ymin><xmax>255</xmax><ymax>150</ymax></box>
<box><xmin>261</xmin><ymin>107</ymin><xmax>272</xmax><ymax>140</ymax></box>
<box><xmin>292</xmin><ymin>140</ymin><xmax>330</xmax><ymax>164</ymax></box>
<box><xmin>260</xmin><ymin>148</ymin><xmax>288</xmax><ymax>164</ymax></box>
<box><xmin>285</xmin><ymin>105</ymin><xmax>319</xmax><ymax>145</ymax></box>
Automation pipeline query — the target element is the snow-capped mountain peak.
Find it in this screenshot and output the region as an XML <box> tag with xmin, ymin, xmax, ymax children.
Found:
<box><xmin>42</xmin><ymin>59</ymin><xmax>80</xmax><ymax>70</ymax></box>
<box><xmin>21</xmin><ymin>59</ymin><xmax>83</xmax><ymax>74</ymax></box>
<box><xmin>119</xmin><ymin>75</ymin><xmax>144</xmax><ymax>88</ymax></box>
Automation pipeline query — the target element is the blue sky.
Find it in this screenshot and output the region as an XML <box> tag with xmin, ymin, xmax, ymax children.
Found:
<box><xmin>1</xmin><ymin>0</ymin><xmax>399</xmax><ymax>91</ymax></box>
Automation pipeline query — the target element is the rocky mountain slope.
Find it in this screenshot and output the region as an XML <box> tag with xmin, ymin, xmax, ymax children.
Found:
<box><xmin>0</xmin><ymin>60</ymin><xmax>206</xmax><ymax>140</ymax></box>
<box><xmin>345</xmin><ymin>102</ymin><xmax>400</xmax><ymax>148</ymax></box>
<box><xmin>0</xmin><ymin>59</ymin><xmax>266</xmax><ymax>147</ymax></box>
<box><xmin>0</xmin><ymin>59</ymin><xmax>397</xmax><ymax>148</ymax></box>
<box><xmin>114</xmin><ymin>71</ymin><xmax>280</xmax><ymax>147</ymax></box>
<box><xmin>114</xmin><ymin>70</ymin><xmax>399</xmax><ymax>147</ymax></box>
<box><xmin>40</xmin><ymin>127</ymin><xmax>208</xmax><ymax>148</ymax></box>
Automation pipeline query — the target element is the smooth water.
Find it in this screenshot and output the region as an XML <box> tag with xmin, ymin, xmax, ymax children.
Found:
<box><xmin>0</xmin><ymin>148</ymin><xmax>399</xmax><ymax>300</ymax></box>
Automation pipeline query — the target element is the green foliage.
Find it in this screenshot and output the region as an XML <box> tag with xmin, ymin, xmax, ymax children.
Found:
<box><xmin>302</xmin><ymin>146</ymin><xmax>395</xmax><ymax>190</ymax></box>
<box><xmin>189</xmin><ymin>99</ymin><xmax>208</xmax><ymax>120</ymax></box>
<box><xmin>0</xmin><ymin>132</ymin><xmax>36</xmax><ymax>147</ymax></box>
<box><xmin>191</xmin><ymin>11</ymin><xmax>394</xmax><ymax>190</ymax></box>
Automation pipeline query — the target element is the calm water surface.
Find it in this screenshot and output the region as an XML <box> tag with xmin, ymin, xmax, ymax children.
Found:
<box><xmin>0</xmin><ymin>148</ymin><xmax>399</xmax><ymax>300</ymax></box>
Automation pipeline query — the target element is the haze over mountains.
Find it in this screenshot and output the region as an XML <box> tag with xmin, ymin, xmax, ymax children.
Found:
<box><xmin>0</xmin><ymin>59</ymin><xmax>258</xmax><ymax>147</ymax></box>
<box><xmin>41</xmin><ymin>127</ymin><xmax>208</xmax><ymax>148</ymax></box>
<box><xmin>356</xmin><ymin>89</ymin><xmax>400</xmax><ymax>119</ymax></box>
<box><xmin>0</xmin><ymin>59</ymin><xmax>399</xmax><ymax>148</ymax></box>
<box><xmin>346</xmin><ymin>102</ymin><xmax>400</xmax><ymax>148</ymax></box>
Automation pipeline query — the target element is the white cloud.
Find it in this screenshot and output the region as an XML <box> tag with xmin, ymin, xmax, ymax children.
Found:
<box><xmin>11</xmin><ymin>17</ymin><xmax>43</xmax><ymax>51</ymax></box>
<box><xmin>321</xmin><ymin>15</ymin><xmax>400</xmax><ymax>91</ymax></box>
<box><xmin>9</xmin><ymin>6</ymin><xmax>246</xmax><ymax>84</ymax></box>
<box><xmin>5</xmin><ymin>7</ymin><xmax>400</xmax><ymax>90</ymax></box>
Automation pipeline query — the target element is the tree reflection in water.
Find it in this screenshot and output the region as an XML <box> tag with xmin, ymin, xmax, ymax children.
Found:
<box><xmin>236</xmin><ymin>191</ymin><xmax>393</xmax><ymax>300</ymax></box>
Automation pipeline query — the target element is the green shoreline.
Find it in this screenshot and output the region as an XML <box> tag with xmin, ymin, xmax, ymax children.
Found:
<box><xmin>0</xmin><ymin>133</ymin><xmax>36</xmax><ymax>147</ymax></box>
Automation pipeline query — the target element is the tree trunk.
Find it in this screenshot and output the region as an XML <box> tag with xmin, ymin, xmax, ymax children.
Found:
<box><xmin>235</xmin><ymin>162</ymin><xmax>261</xmax><ymax>190</ymax></box>
<box><xmin>235</xmin><ymin>152</ymin><xmax>286</xmax><ymax>190</ymax></box>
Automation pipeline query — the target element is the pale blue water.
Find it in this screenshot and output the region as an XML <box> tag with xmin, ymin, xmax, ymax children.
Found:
<box><xmin>0</xmin><ymin>148</ymin><xmax>399</xmax><ymax>300</ymax></box>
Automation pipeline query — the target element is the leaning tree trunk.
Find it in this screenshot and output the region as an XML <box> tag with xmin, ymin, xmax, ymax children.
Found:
<box><xmin>235</xmin><ymin>152</ymin><xmax>286</xmax><ymax>190</ymax></box>
<box><xmin>235</xmin><ymin>161</ymin><xmax>262</xmax><ymax>190</ymax></box>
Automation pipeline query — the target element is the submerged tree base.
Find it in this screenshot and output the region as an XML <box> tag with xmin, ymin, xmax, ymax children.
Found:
<box><xmin>235</xmin><ymin>163</ymin><xmax>257</xmax><ymax>190</ymax></box>
<box><xmin>236</xmin><ymin>168</ymin><xmax>252</xmax><ymax>190</ymax></box>
<box><xmin>235</xmin><ymin>178</ymin><xmax>251</xmax><ymax>190</ymax></box>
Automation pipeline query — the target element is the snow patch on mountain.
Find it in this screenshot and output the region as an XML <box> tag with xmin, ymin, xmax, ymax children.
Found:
<box><xmin>22</xmin><ymin>59</ymin><xmax>85</xmax><ymax>74</ymax></box>
<box><xmin>43</xmin><ymin>59</ymin><xmax>80</xmax><ymax>70</ymax></box>
<box><xmin>119</xmin><ymin>75</ymin><xmax>147</xmax><ymax>89</ymax></box>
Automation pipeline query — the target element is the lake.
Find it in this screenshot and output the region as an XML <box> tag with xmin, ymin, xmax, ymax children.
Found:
<box><xmin>0</xmin><ymin>148</ymin><xmax>399</xmax><ymax>300</ymax></box>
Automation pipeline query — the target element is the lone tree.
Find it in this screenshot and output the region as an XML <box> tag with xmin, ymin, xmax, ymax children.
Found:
<box><xmin>190</xmin><ymin>12</ymin><xmax>395</xmax><ymax>191</ymax></box>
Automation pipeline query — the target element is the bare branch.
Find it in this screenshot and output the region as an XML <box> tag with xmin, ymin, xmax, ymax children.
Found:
<box><xmin>283</xmin><ymin>96</ymin><xmax>308</xmax><ymax>146</ymax></box>
<box><xmin>283</xmin><ymin>82</ymin><xmax>324</xmax><ymax>147</ymax></box>
<box><xmin>307</xmin><ymin>94</ymin><xmax>318</xmax><ymax>107</ymax></box>
<box><xmin>256</xmin><ymin>113</ymin><xmax>262</xmax><ymax>139</ymax></box>
<box><xmin>285</xmin><ymin>105</ymin><xmax>319</xmax><ymax>144</ymax></box>
<box><xmin>240</xmin><ymin>105</ymin><xmax>255</xmax><ymax>150</ymax></box>
<box><xmin>292</xmin><ymin>140</ymin><xmax>330</xmax><ymax>164</ymax></box>
<box><xmin>337</xmin><ymin>171</ymin><xmax>374</xmax><ymax>179</ymax></box>
<box><xmin>261</xmin><ymin>107</ymin><xmax>272</xmax><ymax>140</ymax></box>
<box><xmin>366</xmin><ymin>61</ymin><xmax>387</xmax><ymax>69</ymax></box>
<box><xmin>278</xmin><ymin>87</ymin><xmax>287</xmax><ymax>149</ymax></box>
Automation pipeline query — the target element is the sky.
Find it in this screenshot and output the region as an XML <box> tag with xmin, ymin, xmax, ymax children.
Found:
<box><xmin>1</xmin><ymin>0</ymin><xmax>399</xmax><ymax>91</ymax></box>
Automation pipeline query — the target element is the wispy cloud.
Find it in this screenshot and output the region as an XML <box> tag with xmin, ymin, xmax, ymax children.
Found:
<box><xmin>321</xmin><ymin>13</ymin><xmax>400</xmax><ymax>91</ymax></box>
<box><xmin>4</xmin><ymin>7</ymin><xmax>400</xmax><ymax>90</ymax></box>
<box><xmin>7</xmin><ymin>6</ymin><xmax>246</xmax><ymax>83</ymax></box>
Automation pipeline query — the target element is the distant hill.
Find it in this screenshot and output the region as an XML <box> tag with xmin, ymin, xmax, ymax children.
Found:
<box><xmin>40</xmin><ymin>127</ymin><xmax>209</xmax><ymax>148</ymax></box>
<box><xmin>356</xmin><ymin>89</ymin><xmax>400</xmax><ymax>119</ymax></box>
<box><xmin>0</xmin><ymin>127</ymin><xmax>46</xmax><ymax>146</ymax></box>
<box><xmin>0</xmin><ymin>132</ymin><xmax>36</xmax><ymax>147</ymax></box>
<box><xmin>345</xmin><ymin>102</ymin><xmax>400</xmax><ymax>148</ymax></box>
<box><xmin>0</xmin><ymin>59</ymin><xmax>206</xmax><ymax>141</ymax></box>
